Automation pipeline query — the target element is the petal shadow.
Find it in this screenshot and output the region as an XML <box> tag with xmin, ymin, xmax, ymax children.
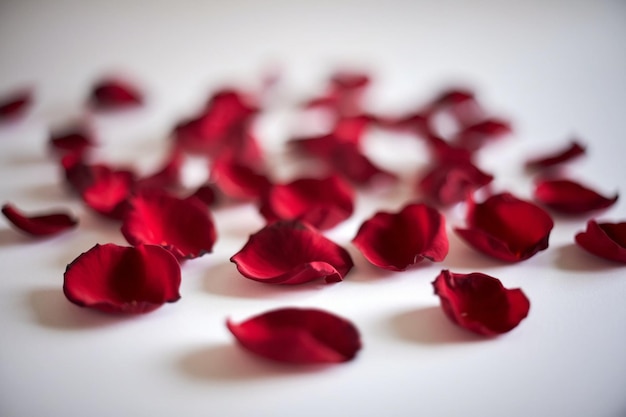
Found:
<box><xmin>389</xmin><ymin>306</ymin><xmax>486</xmax><ymax>344</ymax></box>
<box><xmin>554</xmin><ymin>243</ymin><xmax>623</xmax><ymax>272</ymax></box>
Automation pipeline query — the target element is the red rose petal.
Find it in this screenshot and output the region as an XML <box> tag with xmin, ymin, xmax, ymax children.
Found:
<box><xmin>352</xmin><ymin>203</ymin><xmax>448</xmax><ymax>271</ymax></box>
<box><xmin>525</xmin><ymin>140</ymin><xmax>586</xmax><ymax>170</ymax></box>
<box><xmin>2</xmin><ymin>203</ymin><xmax>78</xmax><ymax>236</ymax></box>
<box><xmin>63</xmin><ymin>243</ymin><xmax>181</xmax><ymax>314</ymax></box>
<box><xmin>453</xmin><ymin>118</ymin><xmax>511</xmax><ymax>151</ymax></box>
<box><xmin>432</xmin><ymin>270</ymin><xmax>530</xmax><ymax>336</ymax></box>
<box><xmin>575</xmin><ymin>220</ymin><xmax>626</xmax><ymax>263</ymax></box>
<box><xmin>89</xmin><ymin>78</ymin><xmax>143</xmax><ymax>109</ymax></box>
<box><xmin>49</xmin><ymin>127</ymin><xmax>96</xmax><ymax>157</ymax></box>
<box><xmin>260</xmin><ymin>176</ymin><xmax>354</xmax><ymax>230</ymax></box>
<box><xmin>210</xmin><ymin>154</ymin><xmax>271</xmax><ymax>201</ymax></box>
<box><xmin>135</xmin><ymin>149</ymin><xmax>184</xmax><ymax>191</ymax></box>
<box><xmin>121</xmin><ymin>191</ymin><xmax>217</xmax><ymax>260</ymax></box>
<box><xmin>227</xmin><ymin>307</ymin><xmax>361</xmax><ymax>364</ymax></box>
<box><xmin>81</xmin><ymin>169</ymin><xmax>135</xmax><ymax>219</ymax></box>
<box><xmin>419</xmin><ymin>160</ymin><xmax>493</xmax><ymax>206</ymax></box>
<box><xmin>330</xmin><ymin>142</ymin><xmax>397</xmax><ymax>186</ymax></box>
<box><xmin>455</xmin><ymin>193</ymin><xmax>554</xmax><ymax>262</ymax></box>
<box><xmin>231</xmin><ymin>220</ymin><xmax>353</xmax><ymax>285</ymax></box>
<box><xmin>0</xmin><ymin>88</ymin><xmax>32</xmax><ymax>121</ymax></box>
<box><xmin>187</xmin><ymin>183</ymin><xmax>217</xmax><ymax>207</ymax></box>
<box><xmin>534</xmin><ymin>178</ymin><xmax>618</xmax><ymax>214</ymax></box>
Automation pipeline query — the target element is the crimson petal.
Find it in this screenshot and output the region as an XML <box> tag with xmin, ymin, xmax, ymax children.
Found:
<box><xmin>210</xmin><ymin>155</ymin><xmax>271</xmax><ymax>201</ymax></box>
<box><xmin>121</xmin><ymin>191</ymin><xmax>217</xmax><ymax>259</ymax></box>
<box><xmin>260</xmin><ymin>176</ymin><xmax>354</xmax><ymax>230</ymax></box>
<box><xmin>352</xmin><ymin>203</ymin><xmax>448</xmax><ymax>271</ymax></box>
<box><xmin>455</xmin><ymin>193</ymin><xmax>554</xmax><ymax>262</ymax></box>
<box><xmin>2</xmin><ymin>203</ymin><xmax>78</xmax><ymax>236</ymax></box>
<box><xmin>330</xmin><ymin>143</ymin><xmax>397</xmax><ymax>186</ymax></box>
<box><xmin>49</xmin><ymin>127</ymin><xmax>96</xmax><ymax>157</ymax></box>
<box><xmin>231</xmin><ymin>220</ymin><xmax>353</xmax><ymax>285</ymax></box>
<box><xmin>81</xmin><ymin>169</ymin><xmax>135</xmax><ymax>219</ymax></box>
<box><xmin>89</xmin><ymin>78</ymin><xmax>143</xmax><ymax>109</ymax></box>
<box><xmin>63</xmin><ymin>243</ymin><xmax>181</xmax><ymax>314</ymax></box>
<box><xmin>227</xmin><ymin>307</ymin><xmax>361</xmax><ymax>364</ymax></box>
<box><xmin>525</xmin><ymin>140</ymin><xmax>586</xmax><ymax>170</ymax></box>
<box><xmin>432</xmin><ymin>270</ymin><xmax>530</xmax><ymax>336</ymax></box>
<box><xmin>534</xmin><ymin>178</ymin><xmax>618</xmax><ymax>214</ymax></box>
<box><xmin>575</xmin><ymin>220</ymin><xmax>626</xmax><ymax>263</ymax></box>
<box><xmin>419</xmin><ymin>160</ymin><xmax>493</xmax><ymax>206</ymax></box>
<box><xmin>0</xmin><ymin>88</ymin><xmax>32</xmax><ymax>120</ymax></box>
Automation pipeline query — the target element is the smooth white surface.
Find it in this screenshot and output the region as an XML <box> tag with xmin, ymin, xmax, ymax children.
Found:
<box><xmin>1</xmin><ymin>1</ymin><xmax>625</xmax><ymax>416</ymax></box>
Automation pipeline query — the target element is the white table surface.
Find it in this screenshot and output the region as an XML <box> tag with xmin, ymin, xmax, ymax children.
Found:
<box><xmin>1</xmin><ymin>1</ymin><xmax>625</xmax><ymax>416</ymax></box>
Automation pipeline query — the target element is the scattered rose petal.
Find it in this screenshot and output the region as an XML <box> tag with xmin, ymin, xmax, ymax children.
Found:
<box><xmin>227</xmin><ymin>307</ymin><xmax>361</xmax><ymax>364</ymax></box>
<box><xmin>525</xmin><ymin>140</ymin><xmax>586</xmax><ymax>170</ymax></box>
<box><xmin>453</xmin><ymin>118</ymin><xmax>511</xmax><ymax>151</ymax></box>
<box><xmin>89</xmin><ymin>78</ymin><xmax>143</xmax><ymax>109</ymax></box>
<box><xmin>0</xmin><ymin>88</ymin><xmax>32</xmax><ymax>121</ymax></box>
<box><xmin>63</xmin><ymin>243</ymin><xmax>181</xmax><ymax>314</ymax></box>
<box><xmin>49</xmin><ymin>127</ymin><xmax>96</xmax><ymax>157</ymax></box>
<box><xmin>419</xmin><ymin>160</ymin><xmax>493</xmax><ymax>206</ymax></box>
<box><xmin>187</xmin><ymin>183</ymin><xmax>217</xmax><ymax>206</ymax></box>
<box><xmin>432</xmin><ymin>270</ymin><xmax>530</xmax><ymax>336</ymax></box>
<box><xmin>534</xmin><ymin>178</ymin><xmax>618</xmax><ymax>214</ymax></box>
<box><xmin>575</xmin><ymin>220</ymin><xmax>626</xmax><ymax>263</ymax></box>
<box><xmin>2</xmin><ymin>203</ymin><xmax>78</xmax><ymax>236</ymax></box>
<box><xmin>135</xmin><ymin>148</ymin><xmax>184</xmax><ymax>191</ymax></box>
<box><xmin>231</xmin><ymin>220</ymin><xmax>353</xmax><ymax>285</ymax></box>
<box><xmin>260</xmin><ymin>176</ymin><xmax>354</xmax><ymax>230</ymax></box>
<box><xmin>352</xmin><ymin>203</ymin><xmax>448</xmax><ymax>271</ymax></box>
<box><xmin>455</xmin><ymin>193</ymin><xmax>554</xmax><ymax>262</ymax></box>
<box><xmin>210</xmin><ymin>154</ymin><xmax>271</xmax><ymax>201</ymax></box>
<box><xmin>121</xmin><ymin>191</ymin><xmax>217</xmax><ymax>259</ymax></box>
<box><xmin>81</xmin><ymin>169</ymin><xmax>135</xmax><ymax>219</ymax></box>
<box><xmin>330</xmin><ymin>142</ymin><xmax>397</xmax><ymax>186</ymax></box>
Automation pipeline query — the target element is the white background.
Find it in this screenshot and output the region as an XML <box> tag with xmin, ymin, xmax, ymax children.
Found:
<box><xmin>1</xmin><ymin>1</ymin><xmax>625</xmax><ymax>416</ymax></box>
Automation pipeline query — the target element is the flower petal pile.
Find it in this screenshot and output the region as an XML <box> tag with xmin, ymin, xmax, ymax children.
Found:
<box><xmin>432</xmin><ymin>269</ymin><xmax>530</xmax><ymax>336</ymax></box>
<box><xmin>63</xmin><ymin>243</ymin><xmax>181</xmax><ymax>314</ymax></box>
<box><xmin>455</xmin><ymin>193</ymin><xmax>554</xmax><ymax>262</ymax></box>
<box><xmin>575</xmin><ymin>220</ymin><xmax>626</xmax><ymax>263</ymax></box>
<box><xmin>231</xmin><ymin>220</ymin><xmax>353</xmax><ymax>285</ymax></box>
<box><xmin>353</xmin><ymin>203</ymin><xmax>448</xmax><ymax>271</ymax></box>
<box><xmin>2</xmin><ymin>203</ymin><xmax>78</xmax><ymax>236</ymax></box>
<box><xmin>227</xmin><ymin>307</ymin><xmax>361</xmax><ymax>364</ymax></box>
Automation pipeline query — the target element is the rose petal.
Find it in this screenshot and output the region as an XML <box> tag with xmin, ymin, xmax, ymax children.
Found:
<box><xmin>534</xmin><ymin>178</ymin><xmax>618</xmax><ymax>214</ymax></box>
<box><xmin>121</xmin><ymin>191</ymin><xmax>217</xmax><ymax>259</ymax></box>
<box><xmin>81</xmin><ymin>169</ymin><xmax>135</xmax><ymax>219</ymax></box>
<box><xmin>187</xmin><ymin>183</ymin><xmax>217</xmax><ymax>206</ymax></box>
<box><xmin>260</xmin><ymin>176</ymin><xmax>354</xmax><ymax>230</ymax></box>
<box><xmin>575</xmin><ymin>220</ymin><xmax>626</xmax><ymax>263</ymax></box>
<box><xmin>525</xmin><ymin>140</ymin><xmax>586</xmax><ymax>170</ymax></box>
<box><xmin>432</xmin><ymin>269</ymin><xmax>530</xmax><ymax>336</ymax></box>
<box><xmin>0</xmin><ymin>88</ymin><xmax>32</xmax><ymax>121</ymax></box>
<box><xmin>352</xmin><ymin>203</ymin><xmax>448</xmax><ymax>271</ymax></box>
<box><xmin>455</xmin><ymin>193</ymin><xmax>554</xmax><ymax>262</ymax></box>
<box><xmin>419</xmin><ymin>160</ymin><xmax>493</xmax><ymax>206</ymax></box>
<box><xmin>210</xmin><ymin>154</ymin><xmax>271</xmax><ymax>201</ymax></box>
<box><xmin>49</xmin><ymin>127</ymin><xmax>96</xmax><ymax>157</ymax></box>
<box><xmin>135</xmin><ymin>149</ymin><xmax>184</xmax><ymax>191</ymax></box>
<box><xmin>453</xmin><ymin>118</ymin><xmax>511</xmax><ymax>151</ymax></box>
<box><xmin>63</xmin><ymin>243</ymin><xmax>181</xmax><ymax>314</ymax></box>
<box><xmin>231</xmin><ymin>220</ymin><xmax>353</xmax><ymax>285</ymax></box>
<box><xmin>2</xmin><ymin>203</ymin><xmax>78</xmax><ymax>236</ymax></box>
<box><xmin>89</xmin><ymin>78</ymin><xmax>143</xmax><ymax>109</ymax></box>
<box><xmin>330</xmin><ymin>142</ymin><xmax>397</xmax><ymax>186</ymax></box>
<box><xmin>227</xmin><ymin>307</ymin><xmax>361</xmax><ymax>364</ymax></box>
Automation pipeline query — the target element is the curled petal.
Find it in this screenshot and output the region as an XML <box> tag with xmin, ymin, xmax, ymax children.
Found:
<box><xmin>0</xmin><ymin>88</ymin><xmax>32</xmax><ymax>120</ymax></box>
<box><xmin>575</xmin><ymin>220</ymin><xmax>626</xmax><ymax>263</ymax></box>
<box><xmin>419</xmin><ymin>160</ymin><xmax>493</xmax><ymax>206</ymax></box>
<box><xmin>2</xmin><ymin>203</ymin><xmax>77</xmax><ymax>236</ymax></box>
<box><xmin>432</xmin><ymin>270</ymin><xmax>530</xmax><ymax>336</ymax></box>
<box><xmin>231</xmin><ymin>220</ymin><xmax>353</xmax><ymax>285</ymax></box>
<box><xmin>81</xmin><ymin>169</ymin><xmax>135</xmax><ymax>219</ymax></box>
<box><xmin>455</xmin><ymin>193</ymin><xmax>554</xmax><ymax>262</ymax></box>
<box><xmin>63</xmin><ymin>243</ymin><xmax>181</xmax><ymax>314</ymax></box>
<box><xmin>525</xmin><ymin>140</ymin><xmax>586</xmax><ymax>170</ymax></box>
<box><xmin>89</xmin><ymin>78</ymin><xmax>143</xmax><ymax>109</ymax></box>
<box><xmin>121</xmin><ymin>191</ymin><xmax>217</xmax><ymax>260</ymax></box>
<box><xmin>260</xmin><ymin>176</ymin><xmax>354</xmax><ymax>230</ymax></box>
<box><xmin>534</xmin><ymin>179</ymin><xmax>618</xmax><ymax>214</ymax></box>
<box><xmin>227</xmin><ymin>307</ymin><xmax>361</xmax><ymax>364</ymax></box>
<box><xmin>352</xmin><ymin>203</ymin><xmax>448</xmax><ymax>271</ymax></box>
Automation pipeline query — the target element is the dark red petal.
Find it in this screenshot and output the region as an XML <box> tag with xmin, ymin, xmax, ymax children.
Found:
<box><xmin>210</xmin><ymin>155</ymin><xmax>271</xmax><ymax>201</ymax></box>
<box><xmin>330</xmin><ymin>143</ymin><xmax>397</xmax><ymax>186</ymax></box>
<box><xmin>432</xmin><ymin>270</ymin><xmax>530</xmax><ymax>336</ymax></box>
<box><xmin>260</xmin><ymin>176</ymin><xmax>354</xmax><ymax>230</ymax></box>
<box><xmin>455</xmin><ymin>193</ymin><xmax>554</xmax><ymax>262</ymax></box>
<box><xmin>227</xmin><ymin>307</ymin><xmax>361</xmax><ymax>364</ymax></box>
<box><xmin>575</xmin><ymin>220</ymin><xmax>626</xmax><ymax>263</ymax></box>
<box><xmin>0</xmin><ymin>88</ymin><xmax>32</xmax><ymax>120</ymax></box>
<box><xmin>63</xmin><ymin>243</ymin><xmax>181</xmax><ymax>314</ymax></box>
<box><xmin>352</xmin><ymin>203</ymin><xmax>448</xmax><ymax>271</ymax></box>
<box><xmin>121</xmin><ymin>191</ymin><xmax>217</xmax><ymax>259</ymax></box>
<box><xmin>525</xmin><ymin>140</ymin><xmax>586</xmax><ymax>170</ymax></box>
<box><xmin>49</xmin><ymin>127</ymin><xmax>96</xmax><ymax>157</ymax></box>
<box><xmin>2</xmin><ymin>203</ymin><xmax>78</xmax><ymax>236</ymax></box>
<box><xmin>534</xmin><ymin>179</ymin><xmax>618</xmax><ymax>214</ymax></box>
<box><xmin>231</xmin><ymin>220</ymin><xmax>353</xmax><ymax>285</ymax></box>
<box><xmin>424</xmin><ymin>134</ymin><xmax>473</xmax><ymax>164</ymax></box>
<box><xmin>187</xmin><ymin>184</ymin><xmax>217</xmax><ymax>206</ymax></box>
<box><xmin>81</xmin><ymin>169</ymin><xmax>135</xmax><ymax>219</ymax></box>
<box><xmin>419</xmin><ymin>160</ymin><xmax>493</xmax><ymax>206</ymax></box>
<box><xmin>453</xmin><ymin>118</ymin><xmax>511</xmax><ymax>151</ymax></box>
<box><xmin>89</xmin><ymin>78</ymin><xmax>143</xmax><ymax>109</ymax></box>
